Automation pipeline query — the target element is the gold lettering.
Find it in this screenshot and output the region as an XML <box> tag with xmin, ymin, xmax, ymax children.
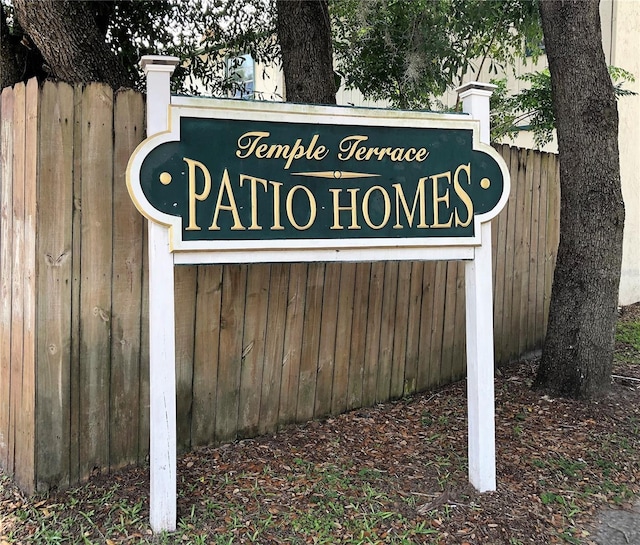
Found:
<box><xmin>209</xmin><ymin>169</ymin><xmax>245</xmax><ymax>231</ymax></box>
<box><xmin>239</xmin><ymin>174</ymin><xmax>268</xmax><ymax>230</ymax></box>
<box><xmin>255</xmin><ymin>143</ymin><xmax>269</xmax><ymax>158</ymax></box>
<box><xmin>354</xmin><ymin>146</ymin><xmax>369</xmax><ymax>161</ymax></box>
<box><xmin>236</xmin><ymin>131</ymin><xmax>270</xmax><ymax>159</ymax></box>
<box><xmin>373</xmin><ymin>147</ymin><xmax>386</xmax><ymax>161</ymax></box>
<box><xmin>362</xmin><ymin>186</ymin><xmax>391</xmax><ymax>229</ymax></box>
<box><xmin>286</xmin><ymin>185</ymin><xmax>316</xmax><ymax>230</ymax></box>
<box><xmin>393</xmin><ymin>180</ymin><xmax>428</xmax><ymax>229</ymax></box>
<box><xmin>404</xmin><ymin>148</ymin><xmax>417</xmax><ymax>161</ymax></box>
<box><xmin>306</xmin><ymin>134</ymin><xmax>329</xmax><ymax>161</ymax></box>
<box><xmin>283</xmin><ymin>139</ymin><xmax>306</xmax><ymax>170</ymax></box>
<box><xmin>338</xmin><ymin>135</ymin><xmax>429</xmax><ymax>163</ymax></box>
<box><xmin>265</xmin><ymin>143</ymin><xmax>290</xmax><ymax>159</ymax></box>
<box><xmin>453</xmin><ymin>163</ymin><xmax>474</xmax><ymax>228</ymax></box>
<box><xmin>338</xmin><ymin>135</ymin><xmax>369</xmax><ymax>161</ymax></box>
<box><xmin>269</xmin><ymin>181</ymin><xmax>285</xmax><ymax>230</ymax></box>
<box><xmin>184</xmin><ymin>157</ymin><xmax>212</xmax><ymax>231</ymax></box>
<box><xmin>430</xmin><ymin>172</ymin><xmax>453</xmax><ymax>228</ymax></box>
<box><xmin>329</xmin><ymin>188</ymin><xmax>360</xmax><ymax>230</ymax></box>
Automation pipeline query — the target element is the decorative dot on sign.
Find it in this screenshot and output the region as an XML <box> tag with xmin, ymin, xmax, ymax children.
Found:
<box><xmin>159</xmin><ymin>172</ymin><xmax>172</xmax><ymax>185</ymax></box>
<box><xmin>480</xmin><ymin>177</ymin><xmax>491</xmax><ymax>189</ymax></box>
<box><xmin>334</xmin><ymin>171</ymin><xmax>342</xmax><ymax>179</ymax></box>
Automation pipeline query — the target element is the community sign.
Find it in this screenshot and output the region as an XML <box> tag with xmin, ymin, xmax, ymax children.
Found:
<box><xmin>127</xmin><ymin>98</ymin><xmax>509</xmax><ymax>258</ymax></box>
<box><xmin>127</xmin><ymin>62</ymin><xmax>509</xmax><ymax>533</ymax></box>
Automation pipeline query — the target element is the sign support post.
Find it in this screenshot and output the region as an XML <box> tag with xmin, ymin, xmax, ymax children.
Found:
<box><xmin>141</xmin><ymin>55</ymin><xmax>180</xmax><ymax>532</ymax></box>
<box><xmin>458</xmin><ymin>82</ymin><xmax>498</xmax><ymax>492</ymax></box>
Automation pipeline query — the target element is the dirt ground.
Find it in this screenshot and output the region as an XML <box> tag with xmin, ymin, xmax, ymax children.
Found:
<box><xmin>1</xmin><ymin>305</ymin><xmax>640</xmax><ymax>544</ymax></box>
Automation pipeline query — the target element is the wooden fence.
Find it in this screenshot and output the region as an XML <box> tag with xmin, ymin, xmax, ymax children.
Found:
<box><xmin>0</xmin><ymin>80</ymin><xmax>559</xmax><ymax>493</ymax></box>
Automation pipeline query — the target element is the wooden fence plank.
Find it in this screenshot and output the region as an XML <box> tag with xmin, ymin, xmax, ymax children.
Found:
<box><xmin>239</xmin><ymin>263</ymin><xmax>270</xmax><ymax>437</ymax></box>
<box><xmin>417</xmin><ymin>262</ymin><xmax>436</xmax><ymax>391</ymax></box>
<box><xmin>296</xmin><ymin>263</ymin><xmax>324</xmax><ymax>422</ymax></box>
<box><xmin>35</xmin><ymin>81</ymin><xmax>74</xmax><ymax>489</ymax></box>
<box><xmin>69</xmin><ymin>84</ymin><xmax>83</xmax><ymax>484</ymax></box>
<box><xmin>403</xmin><ymin>261</ymin><xmax>423</xmax><ymax>395</ymax></box>
<box><xmin>535</xmin><ymin>153</ymin><xmax>550</xmax><ymax>344</ymax></box>
<box><xmin>439</xmin><ymin>261</ymin><xmax>458</xmax><ymax>385</ymax></box>
<box><xmin>137</xmin><ymin>222</ymin><xmax>150</xmax><ymax>464</ymax></box>
<box><xmin>507</xmin><ymin>149</ymin><xmax>523</xmax><ymax>361</ymax></box>
<box><xmin>0</xmin><ymin>87</ymin><xmax>14</xmax><ymax>472</ymax></box>
<box><xmin>376</xmin><ymin>261</ymin><xmax>397</xmax><ymax>402</ymax></box>
<box><xmin>332</xmin><ymin>262</ymin><xmax>355</xmax><ymax>413</ymax></box>
<box><xmin>109</xmin><ymin>89</ymin><xmax>145</xmax><ymax>470</ymax></box>
<box><xmin>362</xmin><ymin>262</ymin><xmax>384</xmax><ymax>406</ymax></box>
<box><xmin>347</xmin><ymin>262</ymin><xmax>370</xmax><ymax>410</ymax></box>
<box><xmin>544</xmin><ymin>155</ymin><xmax>561</xmax><ymax>333</ymax></box>
<box><xmin>9</xmin><ymin>82</ymin><xmax>26</xmax><ymax>483</ymax></box>
<box><xmin>494</xmin><ymin>146</ymin><xmax>512</xmax><ymax>363</ymax></box>
<box><xmin>215</xmin><ymin>264</ymin><xmax>247</xmax><ymax>442</ymax></box>
<box><xmin>191</xmin><ymin>265</ymin><xmax>223</xmax><ymax>445</ymax></box>
<box><xmin>492</xmin><ymin>147</ymin><xmax>510</xmax><ymax>363</ymax></box>
<box><xmin>77</xmin><ymin>83</ymin><xmax>114</xmax><ymax>480</ymax></box>
<box><xmin>259</xmin><ymin>263</ymin><xmax>289</xmax><ymax>433</ymax></box>
<box><xmin>526</xmin><ymin>149</ymin><xmax>542</xmax><ymax>352</ymax></box>
<box><xmin>517</xmin><ymin>149</ymin><xmax>534</xmax><ymax>355</ymax></box>
<box><xmin>502</xmin><ymin>148</ymin><xmax>522</xmax><ymax>362</ymax></box>
<box><xmin>174</xmin><ymin>266</ymin><xmax>197</xmax><ymax>451</ymax></box>
<box><xmin>451</xmin><ymin>262</ymin><xmax>466</xmax><ymax>381</ymax></box>
<box><xmin>429</xmin><ymin>262</ymin><xmax>448</xmax><ymax>386</ymax></box>
<box><xmin>390</xmin><ymin>262</ymin><xmax>411</xmax><ymax>399</ymax></box>
<box><xmin>18</xmin><ymin>77</ymin><xmax>38</xmax><ymax>490</ymax></box>
<box><xmin>279</xmin><ymin>263</ymin><xmax>306</xmax><ymax>425</ymax></box>
<box><xmin>314</xmin><ymin>262</ymin><xmax>340</xmax><ymax>417</ymax></box>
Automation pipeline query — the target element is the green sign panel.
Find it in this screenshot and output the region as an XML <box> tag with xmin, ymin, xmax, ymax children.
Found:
<box><xmin>128</xmin><ymin>99</ymin><xmax>509</xmax><ymax>252</ymax></box>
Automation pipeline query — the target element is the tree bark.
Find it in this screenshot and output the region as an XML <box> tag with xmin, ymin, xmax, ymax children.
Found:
<box><xmin>1</xmin><ymin>5</ymin><xmax>22</xmax><ymax>89</ymax></box>
<box><xmin>534</xmin><ymin>0</ymin><xmax>624</xmax><ymax>399</ymax></box>
<box><xmin>276</xmin><ymin>0</ymin><xmax>337</xmax><ymax>104</ymax></box>
<box><xmin>12</xmin><ymin>0</ymin><xmax>131</xmax><ymax>89</ymax></box>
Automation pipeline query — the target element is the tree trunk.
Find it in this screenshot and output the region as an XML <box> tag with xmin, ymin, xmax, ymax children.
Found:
<box><xmin>12</xmin><ymin>0</ymin><xmax>131</xmax><ymax>89</ymax></box>
<box><xmin>1</xmin><ymin>5</ymin><xmax>21</xmax><ymax>89</ymax></box>
<box><xmin>276</xmin><ymin>0</ymin><xmax>337</xmax><ymax>104</ymax></box>
<box><xmin>534</xmin><ymin>0</ymin><xmax>624</xmax><ymax>399</ymax></box>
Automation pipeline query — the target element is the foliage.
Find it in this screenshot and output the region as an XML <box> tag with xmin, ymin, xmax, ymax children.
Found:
<box><xmin>1</xmin><ymin>0</ymin><xmax>279</xmax><ymax>96</ymax></box>
<box><xmin>490</xmin><ymin>69</ymin><xmax>554</xmax><ymax>147</ymax></box>
<box><xmin>491</xmin><ymin>66</ymin><xmax>637</xmax><ymax>147</ymax></box>
<box><xmin>174</xmin><ymin>0</ymin><xmax>280</xmax><ymax>98</ymax></box>
<box><xmin>330</xmin><ymin>0</ymin><xmax>543</xmax><ymax>110</ymax></box>
<box><xmin>4</xmin><ymin>0</ymin><xmax>550</xmax><ymax>109</ymax></box>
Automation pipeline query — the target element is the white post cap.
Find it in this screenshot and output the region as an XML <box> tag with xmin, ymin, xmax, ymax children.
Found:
<box><xmin>141</xmin><ymin>55</ymin><xmax>180</xmax><ymax>74</ymax></box>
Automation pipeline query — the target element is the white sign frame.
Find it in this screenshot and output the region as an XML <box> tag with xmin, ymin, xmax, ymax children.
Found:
<box><xmin>132</xmin><ymin>55</ymin><xmax>506</xmax><ymax>532</ymax></box>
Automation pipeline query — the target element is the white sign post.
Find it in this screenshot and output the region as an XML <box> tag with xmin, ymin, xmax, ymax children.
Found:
<box><xmin>459</xmin><ymin>82</ymin><xmax>498</xmax><ymax>493</ymax></box>
<box><xmin>132</xmin><ymin>56</ymin><xmax>506</xmax><ymax>532</ymax></box>
<box><xmin>141</xmin><ymin>55</ymin><xmax>180</xmax><ymax>532</ymax></box>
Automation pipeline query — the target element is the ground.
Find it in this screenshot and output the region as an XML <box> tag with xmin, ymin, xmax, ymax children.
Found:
<box><xmin>1</xmin><ymin>306</ymin><xmax>640</xmax><ymax>544</ymax></box>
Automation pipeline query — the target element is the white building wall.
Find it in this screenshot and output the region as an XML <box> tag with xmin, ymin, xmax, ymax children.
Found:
<box><xmin>606</xmin><ymin>0</ymin><xmax>640</xmax><ymax>305</ymax></box>
<box><xmin>441</xmin><ymin>0</ymin><xmax>639</xmax><ymax>304</ymax></box>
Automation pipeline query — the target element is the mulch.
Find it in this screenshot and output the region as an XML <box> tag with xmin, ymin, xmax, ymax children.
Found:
<box><xmin>2</xmin><ymin>304</ymin><xmax>640</xmax><ymax>544</ymax></box>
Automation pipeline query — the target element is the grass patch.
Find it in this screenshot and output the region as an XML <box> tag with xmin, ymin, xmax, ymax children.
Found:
<box><xmin>616</xmin><ymin>321</ymin><xmax>640</xmax><ymax>351</ymax></box>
